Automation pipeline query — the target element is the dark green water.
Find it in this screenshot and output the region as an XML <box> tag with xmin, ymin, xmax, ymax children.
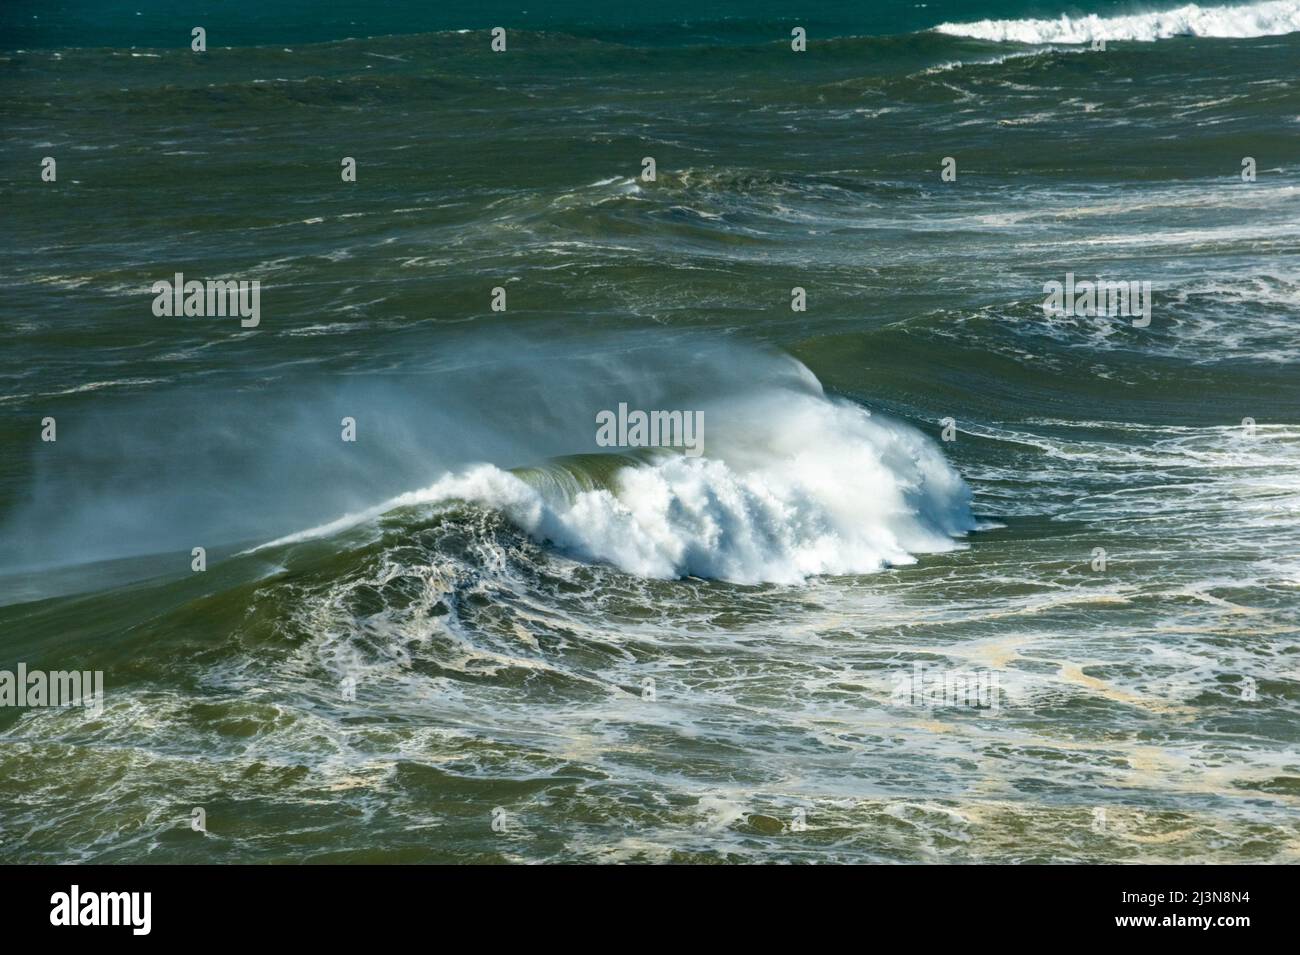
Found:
<box><xmin>1</xmin><ymin>2</ymin><xmax>1298</xmax><ymax>862</ymax></box>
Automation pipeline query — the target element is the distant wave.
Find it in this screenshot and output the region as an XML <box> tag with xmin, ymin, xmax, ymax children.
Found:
<box><xmin>934</xmin><ymin>1</ymin><xmax>1300</xmax><ymax>43</ymax></box>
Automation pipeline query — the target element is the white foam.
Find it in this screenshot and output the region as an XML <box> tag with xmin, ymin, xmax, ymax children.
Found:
<box><xmin>934</xmin><ymin>1</ymin><xmax>1300</xmax><ymax>43</ymax></box>
<box><xmin>252</xmin><ymin>388</ymin><xmax>976</xmax><ymax>585</ymax></box>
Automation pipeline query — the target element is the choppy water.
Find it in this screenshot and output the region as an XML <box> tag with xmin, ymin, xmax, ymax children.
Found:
<box><xmin>1</xmin><ymin>1</ymin><xmax>1298</xmax><ymax>863</ymax></box>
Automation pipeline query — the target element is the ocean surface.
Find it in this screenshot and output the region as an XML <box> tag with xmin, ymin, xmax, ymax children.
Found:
<box><xmin>1</xmin><ymin>1</ymin><xmax>1298</xmax><ymax>863</ymax></box>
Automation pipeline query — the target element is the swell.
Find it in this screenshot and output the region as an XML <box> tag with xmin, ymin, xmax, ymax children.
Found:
<box><xmin>7</xmin><ymin>20</ymin><xmax>1299</xmax><ymax>131</ymax></box>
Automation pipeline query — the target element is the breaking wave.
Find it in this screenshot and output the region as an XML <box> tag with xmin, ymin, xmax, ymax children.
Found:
<box><xmin>254</xmin><ymin>376</ymin><xmax>976</xmax><ymax>585</ymax></box>
<box><xmin>934</xmin><ymin>1</ymin><xmax>1300</xmax><ymax>44</ymax></box>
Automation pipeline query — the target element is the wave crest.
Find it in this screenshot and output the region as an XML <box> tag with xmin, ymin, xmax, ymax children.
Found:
<box><xmin>256</xmin><ymin>380</ymin><xmax>976</xmax><ymax>585</ymax></box>
<box><xmin>934</xmin><ymin>1</ymin><xmax>1300</xmax><ymax>44</ymax></box>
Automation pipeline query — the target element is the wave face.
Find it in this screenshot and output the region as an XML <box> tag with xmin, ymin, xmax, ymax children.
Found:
<box><xmin>258</xmin><ymin>368</ymin><xmax>976</xmax><ymax>585</ymax></box>
<box><xmin>935</xmin><ymin>1</ymin><xmax>1300</xmax><ymax>43</ymax></box>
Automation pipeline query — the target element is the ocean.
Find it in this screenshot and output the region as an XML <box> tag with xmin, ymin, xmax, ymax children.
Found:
<box><xmin>1</xmin><ymin>0</ymin><xmax>1298</xmax><ymax>863</ymax></box>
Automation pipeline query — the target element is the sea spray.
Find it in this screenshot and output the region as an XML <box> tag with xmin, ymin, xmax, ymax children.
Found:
<box><xmin>253</xmin><ymin>382</ymin><xmax>975</xmax><ymax>584</ymax></box>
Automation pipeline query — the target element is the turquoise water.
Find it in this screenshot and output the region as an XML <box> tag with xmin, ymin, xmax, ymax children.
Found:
<box><xmin>1</xmin><ymin>2</ymin><xmax>1298</xmax><ymax>862</ymax></box>
<box><xmin>0</xmin><ymin>1</ymin><xmax>1182</xmax><ymax>50</ymax></box>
